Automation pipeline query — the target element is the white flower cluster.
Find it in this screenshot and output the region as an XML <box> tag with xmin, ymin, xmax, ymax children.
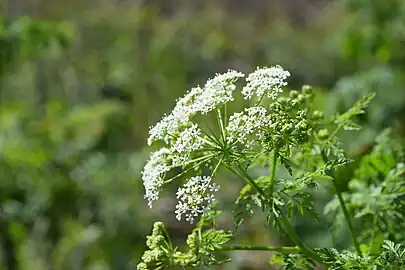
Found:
<box><xmin>197</xmin><ymin>70</ymin><xmax>245</xmax><ymax>114</ymax></box>
<box><xmin>171</xmin><ymin>124</ymin><xmax>204</xmax><ymax>165</ymax></box>
<box><xmin>142</xmin><ymin>65</ymin><xmax>291</xmax><ymax>221</ymax></box>
<box><xmin>172</xmin><ymin>86</ymin><xmax>204</xmax><ymax>119</ymax></box>
<box><xmin>242</xmin><ymin>65</ymin><xmax>290</xmax><ymax>100</ymax></box>
<box><xmin>147</xmin><ymin>114</ymin><xmax>185</xmax><ymax>146</ymax></box>
<box><xmin>141</xmin><ymin>148</ymin><xmax>171</xmax><ymax>208</ymax></box>
<box><xmin>147</xmin><ymin>87</ymin><xmax>204</xmax><ymax>146</ymax></box>
<box><xmin>226</xmin><ymin>106</ymin><xmax>269</xmax><ymax>147</ymax></box>
<box><xmin>175</xmin><ymin>176</ymin><xmax>220</xmax><ymax>223</ymax></box>
<box><xmin>147</xmin><ymin>70</ymin><xmax>244</xmax><ymax>146</ymax></box>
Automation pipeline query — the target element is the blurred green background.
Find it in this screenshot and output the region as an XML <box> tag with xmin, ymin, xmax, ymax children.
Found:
<box><xmin>0</xmin><ymin>0</ymin><xmax>405</xmax><ymax>269</ymax></box>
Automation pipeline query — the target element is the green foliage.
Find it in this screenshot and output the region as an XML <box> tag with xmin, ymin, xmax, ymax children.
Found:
<box><xmin>272</xmin><ymin>253</ymin><xmax>316</xmax><ymax>270</ymax></box>
<box><xmin>318</xmin><ymin>240</ymin><xmax>405</xmax><ymax>269</ymax></box>
<box><xmin>139</xmin><ymin>49</ymin><xmax>405</xmax><ymax>269</ymax></box>
<box><xmin>2</xmin><ymin>1</ymin><xmax>405</xmax><ymax>269</ymax></box>
<box><xmin>334</xmin><ymin>93</ymin><xmax>376</xmax><ymax>132</ymax></box>
<box><xmin>0</xmin><ymin>16</ymin><xmax>72</xmax><ymax>78</ymax></box>
<box><xmin>138</xmin><ymin>213</ymin><xmax>232</xmax><ymax>269</ymax></box>
<box><xmin>325</xmin><ymin>129</ymin><xmax>405</xmax><ymax>250</ymax></box>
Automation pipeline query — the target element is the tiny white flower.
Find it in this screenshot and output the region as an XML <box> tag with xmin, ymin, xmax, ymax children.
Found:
<box><xmin>175</xmin><ymin>176</ymin><xmax>220</xmax><ymax>223</ymax></box>
<box><xmin>142</xmin><ymin>148</ymin><xmax>171</xmax><ymax>208</ymax></box>
<box><xmin>171</xmin><ymin>124</ymin><xmax>205</xmax><ymax>166</ymax></box>
<box><xmin>147</xmin><ymin>87</ymin><xmax>204</xmax><ymax>146</ymax></box>
<box><xmin>173</xmin><ymin>86</ymin><xmax>204</xmax><ymax>117</ymax></box>
<box><xmin>147</xmin><ymin>71</ymin><xmax>244</xmax><ymax>146</ymax></box>
<box><xmin>226</xmin><ymin>106</ymin><xmax>269</xmax><ymax>147</ymax></box>
<box><xmin>195</xmin><ymin>70</ymin><xmax>245</xmax><ymax>114</ymax></box>
<box><xmin>242</xmin><ymin>65</ymin><xmax>290</xmax><ymax>100</ymax></box>
<box><xmin>147</xmin><ymin>114</ymin><xmax>187</xmax><ymax>146</ymax></box>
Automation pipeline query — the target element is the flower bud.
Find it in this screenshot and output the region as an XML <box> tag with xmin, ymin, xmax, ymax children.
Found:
<box><xmin>146</xmin><ymin>236</ymin><xmax>155</xmax><ymax>248</ymax></box>
<box><xmin>298</xmin><ymin>120</ymin><xmax>308</xmax><ymax>130</ymax></box>
<box><xmin>317</xmin><ymin>128</ymin><xmax>330</xmax><ymax>140</ymax></box>
<box><xmin>290</xmin><ymin>99</ymin><xmax>300</xmax><ymax>108</ymax></box>
<box><xmin>312</xmin><ymin>110</ymin><xmax>324</xmax><ymax>120</ymax></box>
<box><xmin>137</xmin><ymin>262</ymin><xmax>148</xmax><ymax>270</ymax></box>
<box><xmin>289</xmin><ymin>90</ymin><xmax>299</xmax><ymax>99</ymax></box>
<box><xmin>142</xmin><ymin>250</ymin><xmax>155</xmax><ymax>264</ymax></box>
<box><xmin>297</xmin><ymin>110</ymin><xmax>307</xmax><ymax>119</ymax></box>
<box><xmin>154</xmin><ymin>235</ymin><xmax>166</xmax><ymax>246</ymax></box>
<box><xmin>301</xmin><ymin>85</ymin><xmax>312</xmax><ymax>95</ymax></box>
<box><xmin>297</xmin><ymin>94</ymin><xmax>306</xmax><ymax>103</ymax></box>
<box><xmin>152</xmin><ymin>222</ymin><xmax>165</xmax><ymax>236</ymax></box>
<box><xmin>281</xmin><ymin>123</ymin><xmax>293</xmax><ymax>134</ymax></box>
<box><xmin>186</xmin><ymin>232</ymin><xmax>199</xmax><ymax>252</ymax></box>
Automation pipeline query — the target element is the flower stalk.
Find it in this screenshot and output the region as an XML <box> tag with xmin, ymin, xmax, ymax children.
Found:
<box><xmin>321</xmin><ymin>151</ymin><xmax>362</xmax><ymax>257</ymax></box>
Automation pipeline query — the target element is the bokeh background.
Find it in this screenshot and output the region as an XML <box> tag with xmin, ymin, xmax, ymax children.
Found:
<box><xmin>0</xmin><ymin>0</ymin><xmax>405</xmax><ymax>269</ymax></box>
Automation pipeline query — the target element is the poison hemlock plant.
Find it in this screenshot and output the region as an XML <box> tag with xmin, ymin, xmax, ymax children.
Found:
<box><xmin>138</xmin><ymin>65</ymin><xmax>405</xmax><ymax>269</ymax></box>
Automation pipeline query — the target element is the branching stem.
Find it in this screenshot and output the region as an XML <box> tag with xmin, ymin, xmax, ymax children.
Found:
<box><xmin>321</xmin><ymin>151</ymin><xmax>362</xmax><ymax>257</ymax></box>
<box><xmin>225</xmin><ymin>163</ymin><xmax>324</xmax><ymax>264</ymax></box>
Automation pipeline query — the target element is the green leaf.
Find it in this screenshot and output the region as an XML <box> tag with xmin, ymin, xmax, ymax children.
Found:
<box><xmin>324</xmin><ymin>157</ymin><xmax>353</xmax><ymax>172</ymax></box>
<box><xmin>233</xmin><ymin>176</ymin><xmax>270</xmax><ymax>228</ymax></box>
<box><xmin>334</xmin><ymin>92</ymin><xmax>376</xmax><ymax>131</ymax></box>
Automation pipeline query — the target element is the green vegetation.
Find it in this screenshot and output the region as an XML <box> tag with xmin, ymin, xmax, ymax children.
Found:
<box><xmin>0</xmin><ymin>0</ymin><xmax>405</xmax><ymax>269</ymax></box>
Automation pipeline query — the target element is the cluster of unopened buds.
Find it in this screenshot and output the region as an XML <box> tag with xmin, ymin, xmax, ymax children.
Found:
<box><xmin>142</xmin><ymin>65</ymin><xmax>295</xmax><ymax>223</ymax></box>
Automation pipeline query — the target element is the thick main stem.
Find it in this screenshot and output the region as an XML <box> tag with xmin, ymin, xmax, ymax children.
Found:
<box><xmin>278</xmin><ymin>214</ymin><xmax>322</xmax><ymax>261</ymax></box>
<box><xmin>229</xmin><ymin>164</ymin><xmax>323</xmax><ymax>264</ymax></box>
<box><xmin>321</xmin><ymin>152</ymin><xmax>362</xmax><ymax>257</ymax></box>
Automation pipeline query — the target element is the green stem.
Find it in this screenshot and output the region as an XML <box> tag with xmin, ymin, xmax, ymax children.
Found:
<box><xmin>269</xmin><ymin>151</ymin><xmax>278</xmax><ymax>198</ymax></box>
<box><xmin>227</xmin><ymin>164</ymin><xmax>324</xmax><ymax>264</ymax></box>
<box><xmin>165</xmin><ymin>155</ymin><xmax>215</xmax><ymax>184</ymax></box>
<box><xmin>255</xmin><ymin>94</ymin><xmax>265</xmax><ymax>106</ymax></box>
<box><xmin>234</xmin><ymin>164</ymin><xmax>267</xmax><ymax>199</ymax></box>
<box><xmin>217</xmin><ymin>245</ymin><xmax>300</xmax><ymax>253</ymax></box>
<box><xmin>278</xmin><ymin>215</ymin><xmax>322</xmax><ymax>262</ymax></box>
<box><xmin>216</xmin><ymin>108</ymin><xmax>226</xmax><ymax>143</ymax></box>
<box><xmin>321</xmin><ymin>151</ymin><xmax>362</xmax><ymax>257</ymax></box>
<box><xmin>161</xmin><ymin>225</ymin><xmax>173</xmax><ymax>250</ymax></box>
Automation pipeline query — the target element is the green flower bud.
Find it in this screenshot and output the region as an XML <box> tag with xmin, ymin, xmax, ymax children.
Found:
<box><xmin>142</xmin><ymin>250</ymin><xmax>155</xmax><ymax>264</ymax></box>
<box><xmin>290</xmin><ymin>99</ymin><xmax>299</xmax><ymax>108</ymax></box>
<box><xmin>154</xmin><ymin>235</ymin><xmax>166</xmax><ymax>246</ymax></box>
<box><xmin>297</xmin><ymin>110</ymin><xmax>307</xmax><ymax>119</ymax></box>
<box><xmin>289</xmin><ymin>90</ymin><xmax>299</xmax><ymax>99</ymax></box>
<box><xmin>297</xmin><ymin>94</ymin><xmax>306</xmax><ymax>103</ymax></box>
<box><xmin>137</xmin><ymin>262</ymin><xmax>148</xmax><ymax>270</ymax></box>
<box><xmin>312</xmin><ymin>110</ymin><xmax>324</xmax><ymax>120</ymax></box>
<box><xmin>186</xmin><ymin>232</ymin><xmax>199</xmax><ymax>252</ymax></box>
<box><xmin>281</xmin><ymin>123</ymin><xmax>293</xmax><ymax>134</ymax></box>
<box><xmin>301</xmin><ymin>85</ymin><xmax>312</xmax><ymax>95</ymax></box>
<box><xmin>146</xmin><ymin>235</ymin><xmax>154</xmax><ymax>248</ymax></box>
<box><xmin>317</xmin><ymin>128</ymin><xmax>330</xmax><ymax>140</ymax></box>
<box><xmin>298</xmin><ymin>120</ymin><xmax>308</xmax><ymax>130</ymax></box>
<box><xmin>152</xmin><ymin>222</ymin><xmax>165</xmax><ymax>236</ymax></box>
